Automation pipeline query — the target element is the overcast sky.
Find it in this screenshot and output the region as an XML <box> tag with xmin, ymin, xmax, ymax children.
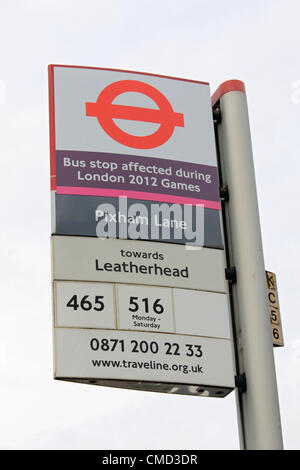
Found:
<box><xmin>0</xmin><ymin>0</ymin><xmax>300</xmax><ymax>450</ymax></box>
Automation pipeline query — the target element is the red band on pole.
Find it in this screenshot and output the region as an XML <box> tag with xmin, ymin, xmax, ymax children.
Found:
<box><xmin>211</xmin><ymin>79</ymin><xmax>246</xmax><ymax>107</ymax></box>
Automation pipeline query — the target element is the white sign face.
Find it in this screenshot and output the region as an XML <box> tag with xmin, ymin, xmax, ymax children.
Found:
<box><xmin>54</xmin><ymin>328</ymin><xmax>235</xmax><ymax>389</ymax></box>
<box><xmin>52</xmin><ymin>236</ymin><xmax>227</xmax><ymax>293</ymax></box>
<box><xmin>51</xmin><ymin>65</ymin><xmax>217</xmax><ymax>165</ymax></box>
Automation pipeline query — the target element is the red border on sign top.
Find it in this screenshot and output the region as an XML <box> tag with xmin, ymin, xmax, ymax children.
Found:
<box><xmin>48</xmin><ymin>64</ymin><xmax>209</xmax><ymax>86</ymax></box>
<box><xmin>211</xmin><ymin>79</ymin><xmax>246</xmax><ymax>107</ymax></box>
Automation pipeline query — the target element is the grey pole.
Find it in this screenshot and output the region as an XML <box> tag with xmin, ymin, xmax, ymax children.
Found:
<box><xmin>213</xmin><ymin>81</ymin><xmax>283</xmax><ymax>450</ymax></box>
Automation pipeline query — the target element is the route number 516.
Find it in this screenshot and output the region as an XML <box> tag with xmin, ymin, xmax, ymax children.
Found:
<box><xmin>128</xmin><ymin>297</ymin><xmax>164</xmax><ymax>314</ymax></box>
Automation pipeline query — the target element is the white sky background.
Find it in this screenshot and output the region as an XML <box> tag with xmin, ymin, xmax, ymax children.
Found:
<box><xmin>0</xmin><ymin>0</ymin><xmax>299</xmax><ymax>450</ymax></box>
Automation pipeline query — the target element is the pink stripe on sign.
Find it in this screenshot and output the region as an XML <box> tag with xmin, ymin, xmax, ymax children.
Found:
<box><xmin>56</xmin><ymin>186</ymin><xmax>221</xmax><ymax>210</ymax></box>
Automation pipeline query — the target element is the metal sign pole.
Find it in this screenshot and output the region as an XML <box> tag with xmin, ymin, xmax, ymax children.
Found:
<box><xmin>212</xmin><ymin>81</ymin><xmax>284</xmax><ymax>449</ymax></box>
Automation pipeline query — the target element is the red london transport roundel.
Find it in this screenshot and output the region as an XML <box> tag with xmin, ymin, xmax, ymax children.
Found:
<box><xmin>85</xmin><ymin>80</ymin><xmax>184</xmax><ymax>149</ymax></box>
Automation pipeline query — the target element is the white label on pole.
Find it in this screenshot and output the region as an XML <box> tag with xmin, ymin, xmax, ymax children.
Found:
<box><xmin>117</xmin><ymin>284</ymin><xmax>174</xmax><ymax>333</ymax></box>
<box><xmin>54</xmin><ymin>281</ymin><xmax>116</xmax><ymax>329</ymax></box>
<box><xmin>173</xmin><ymin>289</ymin><xmax>231</xmax><ymax>339</ymax></box>
<box><xmin>54</xmin><ymin>328</ymin><xmax>235</xmax><ymax>388</ymax></box>
<box><xmin>52</xmin><ymin>235</ymin><xmax>227</xmax><ymax>293</ymax></box>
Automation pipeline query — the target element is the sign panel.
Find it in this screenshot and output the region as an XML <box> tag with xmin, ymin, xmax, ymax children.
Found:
<box><xmin>51</xmin><ymin>241</ymin><xmax>235</xmax><ymax>396</ymax></box>
<box><xmin>54</xmin><ymin>328</ymin><xmax>235</xmax><ymax>391</ymax></box>
<box><xmin>54</xmin><ymin>194</ymin><xmax>223</xmax><ymax>248</ymax></box>
<box><xmin>49</xmin><ymin>65</ymin><xmax>223</xmax><ymax>247</ymax></box>
<box><xmin>49</xmin><ymin>66</ymin><xmax>235</xmax><ymax>397</ymax></box>
<box><xmin>52</xmin><ymin>235</ymin><xmax>226</xmax><ymax>293</ymax></box>
<box><xmin>50</xmin><ymin>66</ymin><xmax>217</xmax><ymax>162</ymax></box>
<box><xmin>53</xmin><ymin>279</ymin><xmax>230</xmax><ymax>339</ymax></box>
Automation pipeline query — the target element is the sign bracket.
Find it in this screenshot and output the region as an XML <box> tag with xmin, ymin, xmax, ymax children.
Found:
<box><xmin>225</xmin><ymin>267</ymin><xmax>237</xmax><ymax>284</ymax></box>
<box><xmin>235</xmin><ymin>373</ymin><xmax>247</xmax><ymax>394</ymax></box>
<box><xmin>219</xmin><ymin>185</ymin><xmax>229</xmax><ymax>201</ymax></box>
<box><xmin>213</xmin><ymin>106</ymin><xmax>222</xmax><ymax>124</ymax></box>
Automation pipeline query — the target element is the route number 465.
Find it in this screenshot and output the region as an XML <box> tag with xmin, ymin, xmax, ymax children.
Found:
<box><xmin>66</xmin><ymin>295</ymin><xmax>105</xmax><ymax>311</ymax></box>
